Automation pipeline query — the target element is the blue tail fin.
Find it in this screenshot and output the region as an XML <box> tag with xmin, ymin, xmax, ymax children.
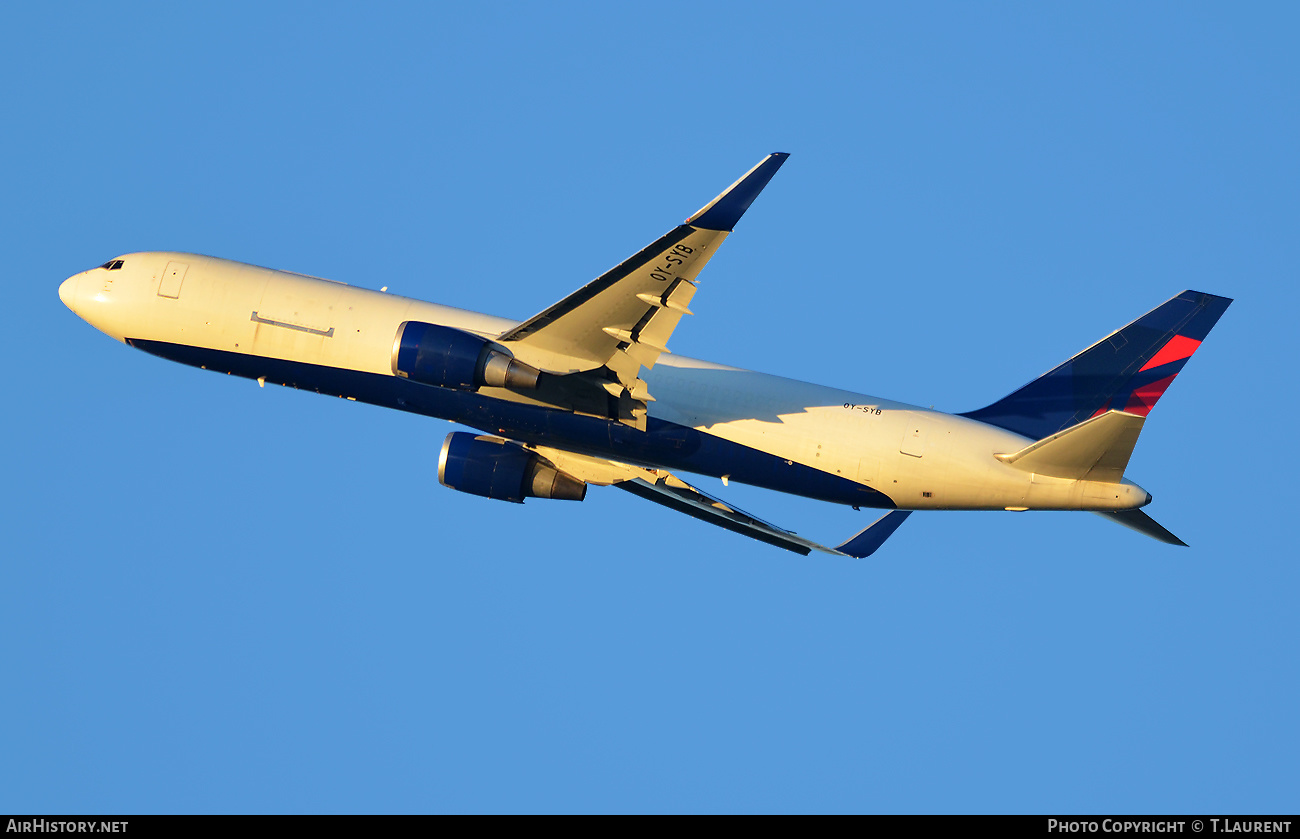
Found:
<box><xmin>961</xmin><ymin>290</ymin><xmax>1231</xmax><ymax>440</ymax></box>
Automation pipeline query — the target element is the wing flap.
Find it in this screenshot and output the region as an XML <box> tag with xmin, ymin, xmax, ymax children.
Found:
<box><xmin>526</xmin><ymin>445</ymin><xmax>651</xmax><ymax>486</ymax></box>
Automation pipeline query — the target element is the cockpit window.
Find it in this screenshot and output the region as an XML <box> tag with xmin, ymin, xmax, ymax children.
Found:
<box><xmin>99</xmin><ymin>260</ymin><xmax>125</xmax><ymax>271</ymax></box>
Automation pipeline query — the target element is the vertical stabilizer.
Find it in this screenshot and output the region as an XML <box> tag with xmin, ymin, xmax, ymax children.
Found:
<box><xmin>962</xmin><ymin>290</ymin><xmax>1231</xmax><ymax>440</ymax></box>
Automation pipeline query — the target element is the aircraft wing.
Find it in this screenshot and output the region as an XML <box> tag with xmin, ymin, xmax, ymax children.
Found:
<box><xmin>526</xmin><ymin>442</ymin><xmax>909</xmax><ymax>558</ymax></box>
<box><xmin>496</xmin><ymin>154</ymin><xmax>788</xmax><ymax>428</ymax></box>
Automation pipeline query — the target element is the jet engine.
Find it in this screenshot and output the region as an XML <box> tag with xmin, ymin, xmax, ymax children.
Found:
<box><xmin>392</xmin><ymin>321</ymin><xmax>540</xmax><ymax>390</ymax></box>
<box><xmin>438</xmin><ymin>432</ymin><xmax>587</xmax><ymax>503</ymax></box>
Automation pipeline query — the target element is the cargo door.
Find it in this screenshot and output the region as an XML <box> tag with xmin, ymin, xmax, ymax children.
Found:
<box><xmin>252</xmin><ymin>274</ymin><xmax>343</xmax><ymax>338</ymax></box>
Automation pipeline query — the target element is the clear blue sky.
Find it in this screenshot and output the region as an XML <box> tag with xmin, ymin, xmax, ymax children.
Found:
<box><xmin>3</xmin><ymin>2</ymin><xmax>1297</xmax><ymax>814</ymax></box>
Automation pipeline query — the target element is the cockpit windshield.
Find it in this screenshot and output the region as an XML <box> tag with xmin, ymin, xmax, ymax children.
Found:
<box><xmin>99</xmin><ymin>260</ymin><xmax>125</xmax><ymax>271</ymax></box>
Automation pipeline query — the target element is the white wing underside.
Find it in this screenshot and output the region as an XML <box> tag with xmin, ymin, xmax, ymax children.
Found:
<box><xmin>525</xmin><ymin>444</ymin><xmax>908</xmax><ymax>558</ymax></box>
<box><xmin>496</xmin><ymin>226</ymin><xmax>726</xmax><ymax>426</ymax></box>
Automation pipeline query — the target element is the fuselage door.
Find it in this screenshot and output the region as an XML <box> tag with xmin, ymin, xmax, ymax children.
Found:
<box><xmin>900</xmin><ymin>417</ymin><xmax>929</xmax><ymax>458</ymax></box>
<box><xmin>158</xmin><ymin>261</ymin><xmax>188</xmax><ymax>299</ymax></box>
<box><xmin>250</xmin><ymin>273</ymin><xmax>344</xmax><ymax>354</ymax></box>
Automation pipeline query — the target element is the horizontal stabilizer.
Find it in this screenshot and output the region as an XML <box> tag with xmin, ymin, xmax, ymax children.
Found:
<box><xmin>1097</xmin><ymin>509</ymin><xmax>1187</xmax><ymax>546</ymax></box>
<box><xmin>995</xmin><ymin>410</ymin><xmax>1145</xmax><ymax>482</ymax></box>
<box><xmin>835</xmin><ymin>511</ymin><xmax>912</xmax><ymax>558</ymax></box>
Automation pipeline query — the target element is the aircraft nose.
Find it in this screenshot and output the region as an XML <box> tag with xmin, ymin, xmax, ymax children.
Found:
<box><xmin>59</xmin><ymin>275</ymin><xmax>80</xmax><ymax>311</ymax></box>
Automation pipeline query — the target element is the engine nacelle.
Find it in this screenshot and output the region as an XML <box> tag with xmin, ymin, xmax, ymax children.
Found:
<box><xmin>392</xmin><ymin>321</ymin><xmax>540</xmax><ymax>390</ymax></box>
<box><xmin>438</xmin><ymin>433</ymin><xmax>587</xmax><ymax>503</ymax></box>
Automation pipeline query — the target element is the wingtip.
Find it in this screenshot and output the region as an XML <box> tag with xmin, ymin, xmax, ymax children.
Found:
<box><xmin>835</xmin><ymin>510</ymin><xmax>912</xmax><ymax>558</ymax></box>
<box><xmin>686</xmin><ymin>153</ymin><xmax>790</xmax><ymax>232</ymax></box>
<box><xmin>1182</xmin><ymin>288</ymin><xmax>1234</xmax><ymax>304</ymax></box>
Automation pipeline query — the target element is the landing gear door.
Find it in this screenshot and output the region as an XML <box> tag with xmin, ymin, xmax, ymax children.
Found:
<box><xmin>158</xmin><ymin>261</ymin><xmax>188</xmax><ymax>299</ymax></box>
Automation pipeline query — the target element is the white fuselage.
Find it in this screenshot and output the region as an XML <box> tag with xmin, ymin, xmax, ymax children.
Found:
<box><xmin>59</xmin><ymin>252</ymin><xmax>1149</xmax><ymax>512</ymax></box>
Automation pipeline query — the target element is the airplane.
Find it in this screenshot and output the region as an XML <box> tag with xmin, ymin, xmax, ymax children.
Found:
<box><xmin>58</xmin><ymin>153</ymin><xmax>1231</xmax><ymax>557</ymax></box>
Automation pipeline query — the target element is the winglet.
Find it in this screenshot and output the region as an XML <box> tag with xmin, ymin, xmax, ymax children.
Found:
<box><xmin>686</xmin><ymin>153</ymin><xmax>790</xmax><ymax>232</ymax></box>
<box><xmin>835</xmin><ymin>511</ymin><xmax>912</xmax><ymax>558</ymax></box>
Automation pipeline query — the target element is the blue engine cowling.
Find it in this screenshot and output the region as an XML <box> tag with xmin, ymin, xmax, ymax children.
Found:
<box><xmin>392</xmin><ymin>321</ymin><xmax>540</xmax><ymax>390</ymax></box>
<box><xmin>438</xmin><ymin>433</ymin><xmax>586</xmax><ymax>503</ymax></box>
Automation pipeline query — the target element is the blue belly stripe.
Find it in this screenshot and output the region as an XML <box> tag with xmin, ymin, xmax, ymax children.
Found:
<box><xmin>127</xmin><ymin>339</ymin><xmax>895</xmax><ymax>509</ymax></box>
